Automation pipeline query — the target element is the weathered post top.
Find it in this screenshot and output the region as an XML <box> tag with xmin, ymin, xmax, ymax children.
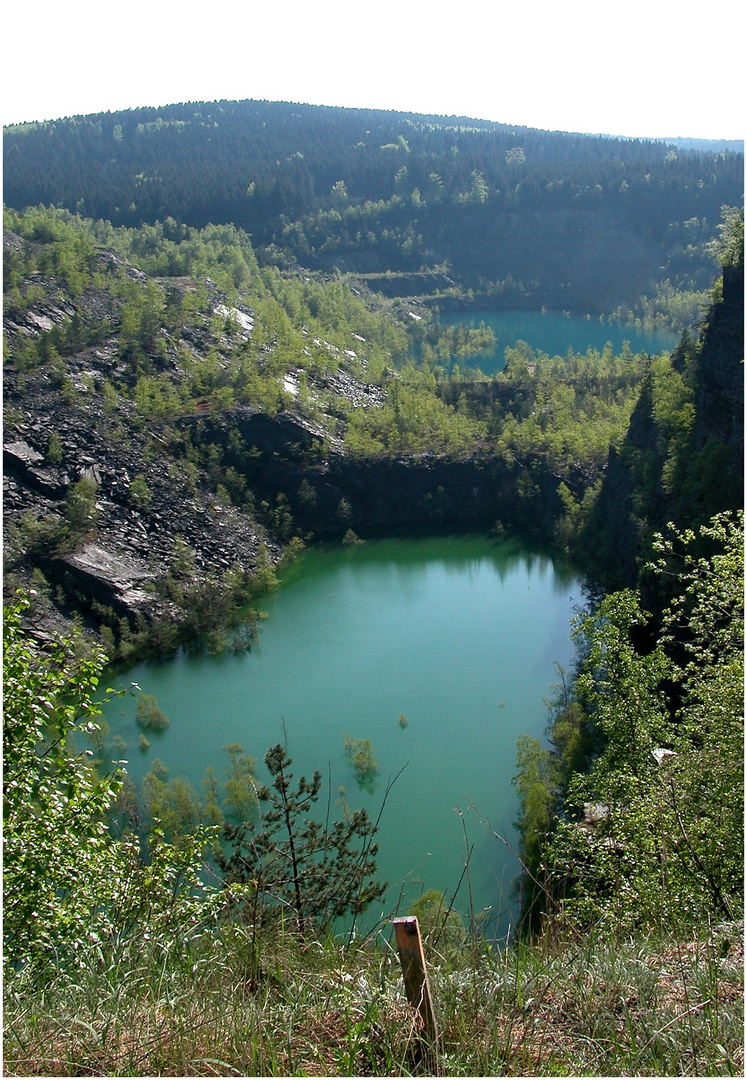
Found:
<box><xmin>392</xmin><ymin>916</ymin><xmax>439</xmax><ymax>1071</ymax></box>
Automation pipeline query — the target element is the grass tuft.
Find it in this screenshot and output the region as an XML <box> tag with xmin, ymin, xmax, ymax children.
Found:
<box><xmin>4</xmin><ymin>917</ymin><xmax>742</xmax><ymax>1075</ymax></box>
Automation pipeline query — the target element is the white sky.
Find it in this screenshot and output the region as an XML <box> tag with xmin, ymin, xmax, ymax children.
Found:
<box><xmin>1</xmin><ymin>0</ymin><xmax>745</xmax><ymax>141</ymax></box>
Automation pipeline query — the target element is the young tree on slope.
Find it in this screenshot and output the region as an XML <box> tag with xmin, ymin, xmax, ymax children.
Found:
<box><xmin>217</xmin><ymin>742</ymin><xmax>387</xmax><ymax>934</ymax></box>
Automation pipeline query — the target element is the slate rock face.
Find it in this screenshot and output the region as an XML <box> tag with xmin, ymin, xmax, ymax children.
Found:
<box><xmin>3</xmin><ymin>230</ymin><xmax>272</xmax><ymax>642</ymax></box>
<box><xmin>693</xmin><ymin>264</ymin><xmax>744</xmax><ymax>479</ymax></box>
<box><xmin>5</xmin><ymin>439</ymin><xmax>45</xmax><ymax>468</ymax></box>
<box><xmin>4</xmin><ymin>439</ymin><xmax>71</xmax><ymax>498</ymax></box>
<box><xmin>59</xmin><ymin>542</ymin><xmax>158</xmax><ymax>616</ymax></box>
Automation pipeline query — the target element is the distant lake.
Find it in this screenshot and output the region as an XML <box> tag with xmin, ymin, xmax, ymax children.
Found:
<box><xmin>438</xmin><ymin>310</ymin><xmax>679</xmax><ymax>373</ymax></box>
<box><xmin>102</xmin><ymin>534</ymin><xmax>583</xmax><ymax>939</ymax></box>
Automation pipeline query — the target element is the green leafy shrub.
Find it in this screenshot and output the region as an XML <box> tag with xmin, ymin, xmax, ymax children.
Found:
<box><xmin>520</xmin><ymin>512</ymin><xmax>744</xmax><ymax>934</ymax></box>
<box><xmin>3</xmin><ymin>599</ymin><xmax>226</xmax><ymax>982</ymax></box>
<box><xmin>2</xmin><ymin>596</ymin><xmax>128</xmax><ymax>976</ymax></box>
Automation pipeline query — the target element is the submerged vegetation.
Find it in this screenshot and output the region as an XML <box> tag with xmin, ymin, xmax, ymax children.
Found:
<box><xmin>135</xmin><ymin>692</ymin><xmax>169</xmax><ymax>730</ymax></box>
<box><xmin>2</xmin><ymin>100</ymin><xmax>743</xmax><ymax>1074</ymax></box>
<box><xmin>344</xmin><ymin>733</ymin><xmax>380</xmax><ymax>790</ymax></box>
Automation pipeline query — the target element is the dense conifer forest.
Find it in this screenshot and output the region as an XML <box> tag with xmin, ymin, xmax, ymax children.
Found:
<box><xmin>4</xmin><ymin>100</ymin><xmax>743</xmax><ymax>318</ymax></box>
<box><xmin>2</xmin><ymin>99</ymin><xmax>743</xmax><ymax>1076</ymax></box>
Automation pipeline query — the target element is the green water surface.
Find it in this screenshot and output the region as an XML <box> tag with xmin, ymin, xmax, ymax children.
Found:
<box><xmin>104</xmin><ymin>534</ymin><xmax>583</xmax><ymax>937</ymax></box>
<box><xmin>438</xmin><ymin>310</ymin><xmax>679</xmax><ymax>373</ymax></box>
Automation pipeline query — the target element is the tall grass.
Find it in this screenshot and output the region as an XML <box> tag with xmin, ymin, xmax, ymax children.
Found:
<box><xmin>4</xmin><ymin>914</ymin><xmax>742</xmax><ymax>1075</ymax></box>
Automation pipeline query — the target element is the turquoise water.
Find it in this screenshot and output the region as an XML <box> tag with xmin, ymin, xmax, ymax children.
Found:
<box><xmin>103</xmin><ymin>535</ymin><xmax>583</xmax><ymax>938</ymax></box>
<box><xmin>438</xmin><ymin>310</ymin><xmax>679</xmax><ymax>373</ymax></box>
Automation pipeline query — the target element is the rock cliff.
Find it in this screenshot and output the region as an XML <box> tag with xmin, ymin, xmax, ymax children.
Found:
<box><xmin>585</xmin><ymin>264</ymin><xmax>743</xmax><ymax>590</ymax></box>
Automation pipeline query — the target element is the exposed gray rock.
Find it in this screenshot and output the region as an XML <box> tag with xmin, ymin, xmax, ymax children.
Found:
<box><xmin>4</xmin><ymin>439</ymin><xmax>45</xmax><ymax>468</ymax></box>
<box><xmin>59</xmin><ymin>542</ymin><xmax>158</xmax><ymax>616</ymax></box>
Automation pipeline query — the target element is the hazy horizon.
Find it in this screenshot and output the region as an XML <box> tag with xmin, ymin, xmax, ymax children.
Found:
<box><xmin>2</xmin><ymin>1</ymin><xmax>744</xmax><ymax>142</ymax></box>
<box><xmin>4</xmin><ymin>94</ymin><xmax>744</xmax><ymax>149</ymax></box>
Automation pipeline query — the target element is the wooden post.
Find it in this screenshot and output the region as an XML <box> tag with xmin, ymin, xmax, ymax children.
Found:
<box><xmin>392</xmin><ymin>916</ymin><xmax>439</xmax><ymax>1071</ymax></box>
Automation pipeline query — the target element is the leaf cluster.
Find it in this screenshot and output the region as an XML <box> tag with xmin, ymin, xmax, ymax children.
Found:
<box><xmin>514</xmin><ymin>512</ymin><xmax>744</xmax><ymax>934</ymax></box>
<box><xmin>2</xmin><ymin>596</ymin><xmax>221</xmax><ymax>981</ymax></box>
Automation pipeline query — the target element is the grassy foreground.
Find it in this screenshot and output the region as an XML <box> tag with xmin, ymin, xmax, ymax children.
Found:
<box><xmin>3</xmin><ymin>916</ymin><xmax>743</xmax><ymax>1077</ymax></box>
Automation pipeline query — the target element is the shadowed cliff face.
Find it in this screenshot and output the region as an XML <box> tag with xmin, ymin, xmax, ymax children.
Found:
<box><xmin>584</xmin><ymin>265</ymin><xmax>744</xmax><ymax>592</ymax></box>
<box><xmin>177</xmin><ymin>408</ymin><xmax>575</xmax><ymax>542</ymax></box>
<box><xmin>588</xmin><ymin>380</ymin><xmax>662</xmax><ymax>589</ymax></box>
<box><xmin>693</xmin><ymin>264</ymin><xmax>744</xmax><ymax>473</ymax></box>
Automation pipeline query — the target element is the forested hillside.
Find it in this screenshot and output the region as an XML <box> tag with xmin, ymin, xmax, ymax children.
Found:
<box><xmin>4</xmin><ymin>100</ymin><xmax>743</xmax><ymax>318</ymax></box>
<box><xmin>2</xmin><ymin>100</ymin><xmax>743</xmax><ymax>1077</ymax></box>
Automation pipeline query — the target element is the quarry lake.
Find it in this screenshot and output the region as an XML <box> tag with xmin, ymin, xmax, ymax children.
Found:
<box><xmin>103</xmin><ymin>534</ymin><xmax>584</xmax><ymax>937</ymax></box>
<box><xmin>438</xmin><ymin>310</ymin><xmax>679</xmax><ymax>372</ymax></box>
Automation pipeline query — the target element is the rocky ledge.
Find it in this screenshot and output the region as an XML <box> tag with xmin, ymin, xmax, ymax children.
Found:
<box><xmin>3</xmin><ymin>348</ymin><xmax>274</xmax><ymax>643</ymax></box>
